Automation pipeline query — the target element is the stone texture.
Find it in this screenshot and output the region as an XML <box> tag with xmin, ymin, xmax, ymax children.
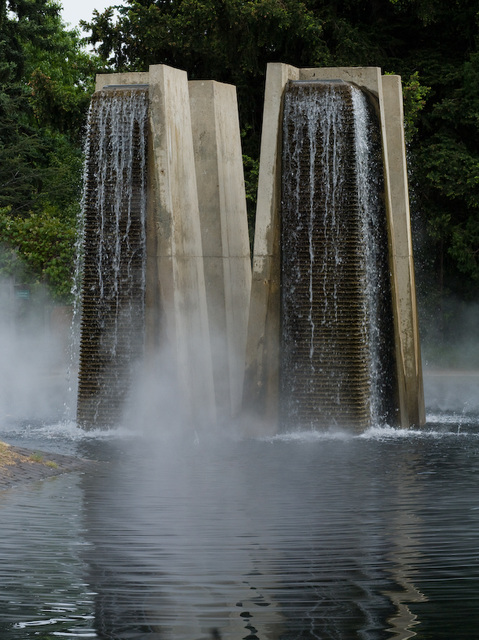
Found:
<box><xmin>189</xmin><ymin>80</ymin><xmax>251</xmax><ymax>422</ymax></box>
<box><xmin>0</xmin><ymin>442</ymin><xmax>94</xmax><ymax>490</ymax></box>
<box><xmin>147</xmin><ymin>64</ymin><xmax>216</xmax><ymax>426</ymax></box>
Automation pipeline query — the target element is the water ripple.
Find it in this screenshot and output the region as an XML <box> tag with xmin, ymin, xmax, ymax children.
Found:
<box><xmin>1</xmin><ymin>414</ymin><xmax>479</xmax><ymax>638</ymax></box>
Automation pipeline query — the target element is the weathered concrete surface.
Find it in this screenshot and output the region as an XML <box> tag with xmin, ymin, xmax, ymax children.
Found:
<box><xmin>189</xmin><ymin>80</ymin><xmax>251</xmax><ymax>421</ymax></box>
<box><xmin>244</xmin><ymin>63</ymin><xmax>425</xmax><ymax>429</ymax></box>
<box><xmin>382</xmin><ymin>74</ymin><xmax>425</xmax><ymax>426</ymax></box>
<box><xmin>147</xmin><ymin>64</ymin><xmax>216</xmax><ymax>426</ymax></box>
<box><xmin>243</xmin><ymin>63</ymin><xmax>298</xmax><ymax>428</ymax></box>
<box><xmin>95</xmin><ymin>72</ymin><xmax>150</xmax><ymax>91</ymax></box>
<box><xmin>299</xmin><ymin>66</ymin><xmax>382</xmax><ymax>95</ymax></box>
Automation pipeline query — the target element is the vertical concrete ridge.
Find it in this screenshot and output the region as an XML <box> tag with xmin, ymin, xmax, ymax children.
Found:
<box><xmin>381</xmin><ymin>74</ymin><xmax>425</xmax><ymax>426</ymax></box>
<box><xmin>189</xmin><ymin>79</ymin><xmax>252</xmax><ymax>420</ymax></box>
<box><xmin>147</xmin><ymin>64</ymin><xmax>216</xmax><ymax>426</ymax></box>
<box><xmin>243</xmin><ymin>63</ymin><xmax>299</xmax><ymax>427</ymax></box>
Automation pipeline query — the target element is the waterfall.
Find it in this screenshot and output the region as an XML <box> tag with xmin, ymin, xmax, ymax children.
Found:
<box><xmin>280</xmin><ymin>80</ymin><xmax>396</xmax><ymax>431</ymax></box>
<box><xmin>76</xmin><ymin>86</ymin><xmax>149</xmax><ymax>427</ymax></box>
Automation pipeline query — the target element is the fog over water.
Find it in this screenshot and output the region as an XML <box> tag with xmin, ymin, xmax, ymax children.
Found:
<box><xmin>0</xmin><ymin>278</ymin><xmax>72</xmax><ymax>425</ymax></box>
<box><xmin>1</xmin><ymin>274</ymin><xmax>479</xmax><ymax>639</ymax></box>
<box><xmin>2</xmin><ymin>269</ymin><xmax>477</xmax><ymax>430</ymax></box>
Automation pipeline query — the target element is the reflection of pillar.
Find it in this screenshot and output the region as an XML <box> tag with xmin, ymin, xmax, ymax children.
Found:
<box><xmin>244</xmin><ymin>63</ymin><xmax>425</xmax><ymax>430</ymax></box>
<box><xmin>382</xmin><ymin>455</ymin><xmax>428</xmax><ymax>639</ymax></box>
<box><xmin>81</xmin><ymin>442</ymin><xmax>287</xmax><ymax>640</ymax></box>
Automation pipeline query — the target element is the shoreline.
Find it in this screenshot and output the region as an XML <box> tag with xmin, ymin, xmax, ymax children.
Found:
<box><xmin>0</xmin><ymin>441</ymin><xmax>94</xmax><ymax>490</ymax></box>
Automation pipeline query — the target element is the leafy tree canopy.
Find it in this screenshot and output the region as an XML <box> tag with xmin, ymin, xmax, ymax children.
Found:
<box><xmin>0</xmin><ymin>0</ymin><xmax>98</xmax><ymax>300</ymax></box>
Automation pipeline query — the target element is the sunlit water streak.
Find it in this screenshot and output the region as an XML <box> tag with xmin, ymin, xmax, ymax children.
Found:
<box><xmin>1</xmin><ymin>403</ymin><xmax>479</xmax><ymax>639</ymax></box>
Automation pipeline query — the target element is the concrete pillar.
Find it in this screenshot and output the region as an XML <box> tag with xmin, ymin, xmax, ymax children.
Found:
<box><xmin>244</xmin><ymin>63</ymin><xmax>425</xmax><ymax>429</ymax></box>
<box><xmin>94</xmin><ymin>66</ymin><xmax>217</xmax><ymax>426</ymax></box>
<box><xmin>189</xmin><ymin>80</ymin><xmax>252</xmax><ymax>422</ymax></box>
<box><xmin>382</xmin><ymin>75</ymin><xmax>425</xmax><ymax>426</ymax></box>
<box><xmin>147</xmin><ymin>64</ymin><xmax>216</xmax><ymax>426</ymax></box>
<box><xmin>243</xmin><ymin>63</ymin><xmax>299</xmax><ymax>428</ymax></box>
<box><xmin>93</xmin><ymin>66</ymin><xmax>253</xmax><ymax>428</ymax></box>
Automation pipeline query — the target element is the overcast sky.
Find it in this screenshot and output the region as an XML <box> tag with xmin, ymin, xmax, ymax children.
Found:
<box><xmin>60</xmin><ymin>0</ymin><xmax>122</xmax><ymax>30</ymax></box>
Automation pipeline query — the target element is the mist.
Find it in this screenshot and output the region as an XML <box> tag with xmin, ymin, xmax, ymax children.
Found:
<box><xmin>422</xmin><ymin>299</ymin><xmax>479</xmax><ymax>416</ymax></box>
<box><xmin>0</xmin><ymin>277</ymin><xmax>72</xmax><ymax>424</ymax></box>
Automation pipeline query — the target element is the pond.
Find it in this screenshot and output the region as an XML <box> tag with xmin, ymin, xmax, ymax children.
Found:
<box><xmin>0</xmin><ymin>373</ymin><xmax>478</xmax><ymax>639</ymax></box>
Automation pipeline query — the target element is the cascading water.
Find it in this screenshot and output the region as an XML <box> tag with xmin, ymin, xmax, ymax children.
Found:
<box><xmin>76</xmin><ymin>86</ymin><xmax>148</xmax><ymax>428</ymax></box>
<box><xmin>280</xmin><ymin>80</ymin><xmax>396</xmax><ymax>431</ymax></box>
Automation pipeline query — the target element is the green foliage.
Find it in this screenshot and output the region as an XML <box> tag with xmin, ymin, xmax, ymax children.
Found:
<box><xmin>25</xmin><ymin>12</ymin><xmax>97</xmax><ymax>137</ymax></box>
<box><xmin>0</xmin><ymin>206</ymin><xmax>77</xmax><ymax>300</ymax></box>
<box><xmin>29</xmin><ymin>451</ymin><xmax>44</xmax><ymax>463</ymax></box>
<box><xmin>84</xmin><ymin>0</ymin><xmax>330</xmax><ymax>75</ymax></box>
<box><xmin>0</xmin><ymin>0</ymin><xmax>98</xmax><ymax>300</ymax></box>
<box><xmin>450</xmin><ymin>216</ymin><xmax>479</xmax><ymax>280</ymax></box>
<box><xmin>401</xmin><ymin>72</ymin><xmax>431</xmax><ymax>143</ymax></box>
<box><xmin>410</xmin><ymin>30</ymin><xmax>479</xmax><ymax>293</ymax></box>
<box><xmin>421</xmin><ymin>136</ymin><xmax>479</xmax><ymax>209</ymax></box>
<box><xmin>242</xmin><ymin>152</ymin><xmax>259</xmax><ymax>244</ymax></box>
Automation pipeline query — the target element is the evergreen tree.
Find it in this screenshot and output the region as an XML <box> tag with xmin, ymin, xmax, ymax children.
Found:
<box><xmin>0</xmin><ymin>0</ymin><xmax>97</xmax><ymax>300</ymax></box>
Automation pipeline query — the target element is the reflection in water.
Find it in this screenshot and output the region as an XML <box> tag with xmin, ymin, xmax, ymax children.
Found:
<box><xmin>80</xmin><ymin>428</ymin><xmax>479</xmax><ymax>639</ymax></box>
<box><xmin>0</xmin><ymin>474</ymin><xmax>95</xmax><ymax>637</ymax></box>
<box><xmin>1</xmin><ymin>421</ymin><xmax>479</xmax><ymax>639</ymax></box>
<box><xmin>381</xmin><ymin>453</ymin><xmax>428</xmax><ymax>639</ymax></box>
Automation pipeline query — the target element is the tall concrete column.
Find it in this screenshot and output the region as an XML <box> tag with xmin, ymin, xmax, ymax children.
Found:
<box><xmin>147</xmin><ymin>64</ymin><xmax>216</xmax><ymax>426</ymax></box>
<box><xmin>244</xmin><ymin>63</ymin><xmax>425</xmax><ymax>429</ymax></box>
<box><xmin>243</xmin><ymin>63</ymin><xmax>299</xmax><ymax>428</ymax></box>
<box><xmin>382</xmin><ymin>74</ymin><xmax>425</xmax><ymax>427</ymax></box>
<box><xmin>94</xmin><ymin>66</ymin><xmax>217</xmax><ymax>426</ymax></box>
<box><xmin>189</xmin><ymin>80</ymin><xmax>251</xmax><ymax>422</ymax></box>
<box><xmin>92</xmin><ymin>65</ymin><xmax>253</xmax><ymax>429</ymax></box>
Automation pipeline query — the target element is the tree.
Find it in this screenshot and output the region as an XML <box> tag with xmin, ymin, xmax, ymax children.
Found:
<box><xmin>0</xmin><ymin>207</ymin><xmax>77</xmax><ymax>300</ymax></box>
<box><xmin>0</xmin><ymin>0</ymin><xmax>97</xmax><ymax>300</ymax></box>
<box><xmin>2</xmin><ymin>0</ymin><xmax>471</xmax><ymax>321</ymax></box>
<box><xmin>84</xmin><ymin>0</ymin><xmax>333</xmax><ymax>157</ymax></box>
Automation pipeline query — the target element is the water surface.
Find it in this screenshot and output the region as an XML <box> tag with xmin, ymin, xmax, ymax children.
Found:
<box><xmin>1</xmin><ymin>389</ymin><xmax>479</xmax><ymax>639</ymax></box>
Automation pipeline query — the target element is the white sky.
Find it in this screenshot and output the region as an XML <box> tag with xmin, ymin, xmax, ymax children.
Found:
<box><xmin>60</xmin><ymin>0</ymin><xmax>122</xmax><ymax>30</ymax></box>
